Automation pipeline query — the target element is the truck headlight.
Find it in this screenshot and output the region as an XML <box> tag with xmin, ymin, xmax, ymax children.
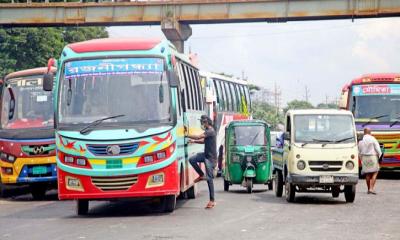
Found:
<box><xmin>297</xmin><ymin>160</ymin><xmax>306</xmax><ymax>170</ymax></box>
<box><xmin>345</xmin><ymin>161</ymin><xmax>355</xmax><ymax>170</ymax></box>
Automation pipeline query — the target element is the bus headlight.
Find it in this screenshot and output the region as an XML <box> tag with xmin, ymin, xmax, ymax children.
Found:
<box><xmin>345</xmin><ymin>161</ymin><xmax>355</xmax><ymax>170</ymax></box>
<box><xmin>297</xmin><ymin>160</ymin><xmax>306</xmax><ymax>170</ymax></box>
<box><xmin>0</xmin><ymin>152</ymin><xmax>17</xmax><ymax>163</ymax></box>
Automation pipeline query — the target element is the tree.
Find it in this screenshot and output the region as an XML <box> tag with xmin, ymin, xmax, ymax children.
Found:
<box><xmin>0</xmin><ymin>27</ymin><xmax>108</xmax><ymax>77</ymax></box>
<box><xmin>251</xmin><ymin>102</ymin><xmax>284</xmax><ymax>130</ymax></box>
<box><xmin>283</xmin><ymin>100</ymin><xmax>314</xmax><ymax>114</ymax></box>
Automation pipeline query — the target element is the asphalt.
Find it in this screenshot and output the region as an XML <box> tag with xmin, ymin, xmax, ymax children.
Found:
<box><xmin>0</xmin><ymin>174</ymin><xmax>399</xmax><ymax>240</ymax></box>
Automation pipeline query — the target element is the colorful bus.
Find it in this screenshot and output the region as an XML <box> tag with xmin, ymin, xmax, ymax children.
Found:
<box><xmin>43</xmin><ymin>38</ymin><xmax>204</xmax><ymax>214</ymax></box>
<box><xmin>199</xmin><ymin>71</ymin><xmax>251</xmax><ymax>174</ymax></box>
<box><xmin>0</xmin><ymin>68</ymin><xmax>57</xmax><ymax>199</ymax></box>
<box><xmin>339</xmin><ymin>73</ymin><xmax>400</xmax><ymax>171</ymax></box>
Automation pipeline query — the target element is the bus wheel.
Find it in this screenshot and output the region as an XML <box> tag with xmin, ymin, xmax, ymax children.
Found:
<box><xmin>186</xmin><ymin>183</ymin><xmax>197</xmax><ymax>199</ymax></box>
<box><xmin>344</xmin><ymin>185</ymin><xmax>356</xmax><ymax>203</ymax></box>
<box><xmin>30</xmin><ymin>184</ymin><xmax>47</xmax><ymax>200</ymax></box>
<box><xmin>0</xmin><ymin>177</ymin><xmax>5</xmax><ymax>198</ymax></box>
<box><xmin>162</xmin><ymin>195</ymin><xmax>176</xmax><ymax>213</ymax></box>
<box><xmin>76</xmin><ymin>200</ymin><xmax>89</xmax><ymax>215</ymax></box>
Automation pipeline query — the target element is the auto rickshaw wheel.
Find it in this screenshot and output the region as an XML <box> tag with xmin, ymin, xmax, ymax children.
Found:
<box><xmin>267</xmin><ymin>180</ymin><xmax>273</xmax><ymax>191</ymax></box>
<box><xmin>332</xmin><ymin>186</ymin><xmax>340</xmax><ymax>198</ymax></box>
<box><xmin>274</xmin><ymin>171</ymin><xmax>283</xmax><ymax>197</ymax></box>
<box><xmin>285</xmin><ymin>181</ymin><xmax>295</xmax><ymax>202</ymax></box>
<box><xmin>246</xmin><ymin>178</ymin><xmax>253</xmax><ymax>193</ymax></box>
<box><xmin>344</xmin><ymin>185</ymin><xmax>356</xmax><ymax>203</ymax></box>
<box><xmin>224</xmin><ymin>179</ymin><xmax>230</xmax><ymax>191</ymax></box>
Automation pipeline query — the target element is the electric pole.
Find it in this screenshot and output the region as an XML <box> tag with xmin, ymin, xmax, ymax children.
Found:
<box><xmin>304</xmin><ymin>85</ymin><xmax>311</xmax><ymax>102</ymax></box>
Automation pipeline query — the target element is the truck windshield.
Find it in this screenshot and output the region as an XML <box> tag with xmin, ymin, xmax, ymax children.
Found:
<box><xmin>58</xmin><ymin>58</ymin><xmax>171</xmax><ymax>127</ymax></box>
<box><xmin>233</xmin><ymin>125</ymin><xmax>266</xmax><ymax>146</ymax></box>
<box><xmin>294</xmin><ymin>115</ymin><xmax>355</xmax><ymax>144</ymax></box>
<box><xmin>1</xmin><ymin>75</ymin><xmax>53</xmax><ymax>130</ymax></box>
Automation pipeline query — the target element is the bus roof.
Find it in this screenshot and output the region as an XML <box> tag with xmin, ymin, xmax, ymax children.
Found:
<box><xmin>199</xmin><ymin>71</ymin><xmax>248</xmax><ymax>85</ymax></box>
<box><xmin>68</xmin><ymin>38</ymin><xmax>163</xmax><ymax>53</ymax></box>
<box><xmin>5</xmin><ymin>67</ymin><xmax>56</xmax><ymax>81</ymax></box>
<box><xmin>350</xmin><ymin>73</ymin><xmax>400</xmax><ymax>85</ymax></box>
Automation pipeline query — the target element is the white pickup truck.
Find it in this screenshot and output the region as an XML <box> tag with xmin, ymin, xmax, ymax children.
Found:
<box><xmin>272</xmin><ymin>109</ymin><xmax>359</xmax><ymax>203</ymax></box>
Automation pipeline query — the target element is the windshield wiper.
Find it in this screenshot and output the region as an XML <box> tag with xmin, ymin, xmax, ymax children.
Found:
<box><xmin>390</xmin><ymin>117</ymin><xmax>400</xmax><ymax>127</ymax></box>
<box><xmin>79</xmin><ymin>114</ymin><xmax>125</xmax><ymax>135</ymax></box>
<box><xmin>334</xmin><ymin>137</ymin><xmax>355</xmax><ymax>143</ymax></box>
<box><xmin>301</xmin><ymin>142</ymin><xmax>308</xmax><ymax>147</ymax></box>
<box><xmin>312</xmin><ymin>138</ymin><xmax>334</xmax><ymax>147</ymax></box>
<box><xmin>249</xmin><ymin>132</ymin><xmax>261</xmax><ymax>145</ymax></box>
<box><xmin>361</xmin><ymin>114</ymin><xmax>389</xmax><ymax>127</ymax></box>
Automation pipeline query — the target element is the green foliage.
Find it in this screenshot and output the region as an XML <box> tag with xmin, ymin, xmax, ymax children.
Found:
<box><xmin>0</xmin><ymin>27</ymin><xmax>108</xmax><ymax>77</ymax></box>
<box><xmin>283</xmin><ymin>100</ymin><xmax>314</xmax><ymax>114</ymax></box>
<box><xmin>248</xmin><ymin>84</ymin><xmax>261</xmax><ymax>91</ymax></box>
<box><xmin>316</xmin><ymin>103</ymin><xmax>338</xmax><ymax>109</ymax></box>
<box><xmin>252</xmin><ymin>102</ymin><xmax>283</xmax><ymax>130</ymax></box>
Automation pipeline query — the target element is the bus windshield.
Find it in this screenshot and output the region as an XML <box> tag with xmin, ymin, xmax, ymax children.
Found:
<box><xmin>59</xmin><ymin>58</ymin><xmax>171</xmax><ymax>127</ymax></box>
<box><xmin>294</xmin><ymin>115</ymin><xmax>355</xmax><ymax>144</ymax></box>
<box><xmin>233</xmin><ymin>125</ymin><xmax>266</xmax><ymax>146</ymax></box>
<box><xmin>1</xmin><ymin>76</ymin><xmax>53</xmax><ymax>129</ymax></box>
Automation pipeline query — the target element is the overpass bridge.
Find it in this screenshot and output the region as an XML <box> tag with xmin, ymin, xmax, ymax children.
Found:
<box><xmin>1</xmin><ymin>0</ymin><xmax>400</xmax><ymax>52</ymax></box>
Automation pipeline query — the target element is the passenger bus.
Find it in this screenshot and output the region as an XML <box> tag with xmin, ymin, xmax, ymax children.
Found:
<box><xmin>339</xmin><ymin>73</ymin><xmax>400</xmax><ymax>171</ymax></box>
<box><xmin>0</xmin><ymin>68</ymin><xmax>57</xmax><ymax>199</ymax></box>
<box><xmin>43</xmin><ymin>38</ymin><xmax>204</xmax><ymax>214</ymax></box>
<box><xmin>199</xmin><ymin>71</ymin><xmax>251</xmax><ymax>174</ymax></box>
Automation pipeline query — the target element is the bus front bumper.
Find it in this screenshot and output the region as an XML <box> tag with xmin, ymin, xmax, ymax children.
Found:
<box><xmin>58</xmin><ymin>161</ymin><xmax>180</xmax><ymax>200</ymax></box>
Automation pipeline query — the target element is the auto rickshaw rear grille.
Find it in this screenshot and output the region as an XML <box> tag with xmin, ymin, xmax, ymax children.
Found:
<box><xmin>308</xmin><ymin>161</ymin><xmax>343</xmax><ymax>172</ymax></box>
<box><xmin>91</xmin><ymin>175</ymin><xmax>138</xmax><ymax>191</ymax></box>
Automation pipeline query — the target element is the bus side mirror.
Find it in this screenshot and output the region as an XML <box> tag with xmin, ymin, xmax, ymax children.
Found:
<box><xmin>168</xmin><ymin>71</ymin><xmax>179</xmax><ymax>87</ymax></box>
<box><xmin>283</xmin><ymin>132</ymin><xmax>291</xmax><ymax>141</ymax></box>
<box><xmin>43</xmin><ymin>73</ymin><xmax>54</xmax><ymax>91</ymax></box>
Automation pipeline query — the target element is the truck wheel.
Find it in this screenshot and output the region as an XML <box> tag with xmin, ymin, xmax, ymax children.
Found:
<box><xmin>30</xmin><ymin>184</ymin><xmax>47</xmax><ymax>200</ymax></box>
<box><xmin>224</xmin><ymin>179</ymin><xmax>230</xmax><ymax>191</ymax></box>
<box><xmin>162</xmin><ymin>195</ymin><xmax>176</xmax><ymax>213</ymax></box>
<box><xmin>274</xmin><ymin>171</ymin><xmax>283</xmax><ymax>197</ymax></box>
<box><xmin>246</xmin><ymin>178</ymin><xmax>253</xmax><ymax>194</ymax></box>
<box><xmin>344</xmin><ymin>185</ymin><xmax>356</xmax><ymax>203</ymax></box>
<box><xmin>76</xmin><ymin>200</ymin><xmax>89</xmax><ymax>215</ymax></box>
<box><xmin>332</xmin><ymin>186</ymin><xmax>340</xmax><ymax>198</ymax></box>
<box><xmin>186</xmin><ymin>183</ymin><xmax>197</xmax><ymax>199</ymax></box>
<box><xmin>285</xmin><ymin>180</ymin><xmax>295</xmax><ymax>202</ymax></box>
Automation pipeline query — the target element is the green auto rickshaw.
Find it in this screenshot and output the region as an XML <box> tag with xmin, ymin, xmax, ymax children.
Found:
<box><xmin>223</xmin><ymin>120</ymin><xmax>273</xmax><ymax>193</ymax></box>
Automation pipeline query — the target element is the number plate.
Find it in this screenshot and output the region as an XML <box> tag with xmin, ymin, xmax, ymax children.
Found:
<box><xmin>106</xmin><ymin>159</ymin><xmax>122</xmax><ymax>169</ymax></box>
<box><xmin>32</xmin><ymin>166</ymin><xmax>47</xmax><ymax>175</ymax></box>
<box><xmin>319</xmin><ymin>175</ymin><xmax>334</xmax><ymax>183</ymax></box>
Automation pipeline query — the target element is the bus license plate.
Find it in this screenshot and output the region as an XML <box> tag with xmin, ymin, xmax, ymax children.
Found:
<box><xmin>32</xmin><ymin>166</ymin><xmax>47</xmax><ymax>175</ymax></box>
<box><xmin>319</xmin><ymin>175</ymin><xmax>334</xmax><ymax>183</ymax></box>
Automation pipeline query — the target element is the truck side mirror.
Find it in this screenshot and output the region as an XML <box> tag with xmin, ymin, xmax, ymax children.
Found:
<box><xmin>283</xmin><ymin>132</ymin><xmax>291</xmax><ymax>141</ymax></box>
<box><xmin>168</xmin><ymin>71</ymin><xmax>179</xmax><ymax>87</ymax></box>
<box><xmin>43</xmin><ymin>73</ymin><xmax>54</xmax><ymax>91</ymax></box>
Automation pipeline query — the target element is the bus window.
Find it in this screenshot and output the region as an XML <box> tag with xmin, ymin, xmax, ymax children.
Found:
<box><xmin>178</xmin><ymin>63</ymin><xmax>190</xmax><ymax>110</ymax></box>
<box><xmin>244</xmin><ymin>85</ymin><xmax>251</xmax><ymax>110</ymax></box>
<box><xmin>222</xmin><ymin>81</ymin><xmax>232</xmax><ymax>112</ymax></box>
<box><xmin>234</xmin><ymin>84</ymin><xmax>241</xmax><ymax>112</ymax></box>
<box><xmin>195</xmin><ymin>71</ymin><xmax>204</xmax><ymax>110</ymax></box>
<box><xmin>229</xmin><ymin>83</ymin><xmax>237</xmax><ymax>112</ymax></box>
<box><xmin>183</xmin><ymin>65</ymin><xmax>193</xmax><ymax>110</ymax></box>
<box><xmin>190</xmin><ymin>68</ymin><xmax>200</xmax><ymax>110</ymax></box>
<box><xmin>216</xmin><ymin>80</ymin><xmax>225</xmax><ymax>111</ymax></box>
<box><xmin>212</xmin><ymin>79</ymin><xmax>220</xmax><ymax>107</ymax></box>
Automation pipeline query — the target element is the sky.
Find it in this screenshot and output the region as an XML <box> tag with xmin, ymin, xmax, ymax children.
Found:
<box><xmin>108</xmin><ymin>17</ymin><xmax>400</xmax><ymax>106</ymax></box>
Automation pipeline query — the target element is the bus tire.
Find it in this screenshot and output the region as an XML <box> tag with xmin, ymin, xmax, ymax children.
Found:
<box><xmin>274</xmin><ymin>170</ymin><xmax>283</xmax><ymax>197</ymax></box>
<box><xmin>0</xmin><ymin>177</ymin><xmax>5</xmax><ymax>198</ymax></box>
<box><xmin>76</xmin><ymin>200</ymin><xmax>89</xmax><ymax>215</ymax></box>
<box><xmin>186</xmin><ymin>183</ymin><xmax>197</xmax><ymax>199</ymax></box>
<box><xmin>162</xmin><ymin>195</ymin><xmax>176</xmax><ymax>213</ymax></box>
<box><xmin>30</xmin><ymin>184</ymin><xmax>47</xmax><ymax>200</ymax></box>
<box><xmin>344</xmin><ymin>185</ymin><xmax>356</xmax><ymax>203</ymax></box>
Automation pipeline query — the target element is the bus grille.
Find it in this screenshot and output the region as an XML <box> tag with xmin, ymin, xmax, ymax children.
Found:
<box><xmin>87</xmin><ymin>143</ymin><xmax>139</xmax><ymax>156</ymax></box>
<box><xmin>308</xmin><ymin>161</ymin><xmax>343</xmax><ymax>172</ymax></box>
<box><xmin>91</xmin><ymin>175</ymin><xmax>138</xmax><ymax>191</ymax></box>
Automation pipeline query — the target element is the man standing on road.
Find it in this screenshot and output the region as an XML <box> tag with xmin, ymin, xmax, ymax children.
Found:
<box><xmin>358</xmin><ymin>128</ymin><xmax>382</xmax><ymax>194</ymax></box>
<box><xmin>186</xmin><ymin>115</ymin><xmax>217</xmax><ymax>209</ymax></box>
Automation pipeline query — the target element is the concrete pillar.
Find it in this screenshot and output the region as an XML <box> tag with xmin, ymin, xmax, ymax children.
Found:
<box><xmin>161</xmin><ymin>18</ymin><xmax>192</xmax><ymax>53</ymax></box>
